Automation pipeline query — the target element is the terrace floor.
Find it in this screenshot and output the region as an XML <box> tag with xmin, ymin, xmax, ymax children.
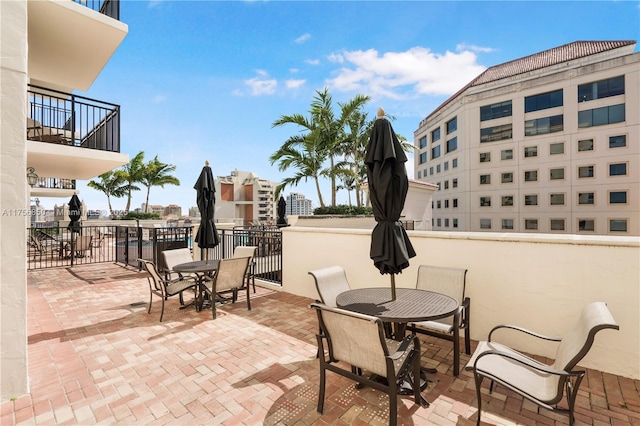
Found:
<box><xmin>2</xmin><ymin>263</ymin><xmax>639</xmax><ymax>425</ymax></box>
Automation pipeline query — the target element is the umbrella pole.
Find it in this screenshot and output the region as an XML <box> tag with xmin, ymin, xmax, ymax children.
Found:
<box><xmin>390</xmin><ymin>274</ymin><xmax>396</xmax><ymax>301</ymax></box>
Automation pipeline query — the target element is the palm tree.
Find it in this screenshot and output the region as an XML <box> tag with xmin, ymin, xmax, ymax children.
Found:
<box><xmin>272</xmin><ymin>88</ymin><xmax>369</xmax><ymax>207</ymax></box>
<box><xmin>269</xmin><ymin>132</ymin><xmax>327</xmax><ymax>208</ymax></box>
<box><xmin>87</xmin><ymin>171</ymin><xmax>127</xmax><ymax>217</ymax></box>
<box><xmin>118</xmin><ymin>151</ymin><xmax>145</xmax><ymax>214</ymax></box>
<box><xmin>139</xmin><ymin>156</ymin><xmax>180</xmax><ymax>212</ymax></box>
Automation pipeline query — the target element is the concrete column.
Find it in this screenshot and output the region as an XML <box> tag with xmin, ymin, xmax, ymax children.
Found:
<box><xmin>0</xmin><ymin>0</ymin><xmax>29</xmax><ymax>401</ymax></box>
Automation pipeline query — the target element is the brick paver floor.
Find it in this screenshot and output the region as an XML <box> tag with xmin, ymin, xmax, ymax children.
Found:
<box><xmin>1</xmin><ymin>263</ymin><xmax>638</xmax><ymax>425</ymax></box>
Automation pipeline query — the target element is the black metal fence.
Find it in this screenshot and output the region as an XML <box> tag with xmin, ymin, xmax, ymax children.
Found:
<box><xmin>27</xmin><ymin>224</ymin><xmax>283</xmax><ymax>285</ymax></box>
<box><xmin>73</xmin><ymin>0</ymin><xmax>120</xmax><ymax>20</ymax></box>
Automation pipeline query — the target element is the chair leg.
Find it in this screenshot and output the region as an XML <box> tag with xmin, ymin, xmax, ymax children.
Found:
<box><xmin>148</xmin><ymin>293</ymin><xmax>153</xmax><ymax>314</ymax></box>
<box><xmin>159</xmin><ymin>297</ymin><xmax>165</xmax><ymax>322</ymax></box>
<box><xmin>474</xmin><ymin>373</ymin><xmax>484</xmax><ymax>426</ymax></box>
<box><xmin>464</xmin><ymin>326</ymin><xmax>471</xmax><ymax>355</ymax></box>
<box><xmin>453</xmin><ymin>314</ymin><xmax>461</xmax><ymax>376</ymax></box>
<box><xmin>246</xmin><ymin>283</ymin><xmax>251</xmax><ymax>311</ymax></box>
<box><xmin>317</xmin><ymin>365</ymin><xmax>326</xmax><ymax>413</ymax></box>
<box><xmin>211</xmin><ymin>293</ymin><xmax>217</xmax><ymax>319</ymax></box>
<box><xmin>388</xmin><ymin>374</ymin><xmax>398</xmax><ymax>426</ymax></box>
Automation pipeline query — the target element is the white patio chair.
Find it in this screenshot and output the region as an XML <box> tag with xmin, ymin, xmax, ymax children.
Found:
<box><xmin>465</xmin><ymin>301</ymin><xmax>619</xmax><ymax>425</ymax></box>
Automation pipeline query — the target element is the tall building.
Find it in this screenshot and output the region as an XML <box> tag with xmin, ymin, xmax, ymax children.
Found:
<box><xmin>414</xmin><ymin>41</ymin><xmax>639</xmax><ymax>235</ymax></box>
<box><xmin>286</xmin><ymin>193</ymin><xmax>314</xmax><ymax>216</ymax></box>
<box><xmin>1</xmin><ymin>0</ymin><xmax>128</xmax><ymax>399</ymax></box>
<box><xmin>215</xmin><ymin>170</ymin><xmax>278</xmax><ymax>225</ymax></box>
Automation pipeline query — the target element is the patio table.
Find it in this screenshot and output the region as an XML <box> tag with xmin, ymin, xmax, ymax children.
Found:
<box><xmin>173</xmin><ymin>260</ymin><xmax>220</xmax><ymax>310</ymax></box>
<box><xmin>336</xmin><ymin>287</ymin><xmax>459</xmax><ymax>402</ymax></box>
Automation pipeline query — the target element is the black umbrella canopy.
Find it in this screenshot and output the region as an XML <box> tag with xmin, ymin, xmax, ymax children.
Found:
<box><xmin>67</xmin><ymin>194</ymin><xmax>82</xmax><ymax>234</ymax></box>
<box><xmin>276</xmin><ymin>196</ymin><xmax>288</xmax><ymax>227</ymax></box>
<box><xmin>365</xmin><ymin>109</ymin><xmax>416</xmax><ymax>298</ymax></box>
<box><xmin>194</xmin><ymin>162</ymin><xmax>220</xmax><ymax>253</ymax></box>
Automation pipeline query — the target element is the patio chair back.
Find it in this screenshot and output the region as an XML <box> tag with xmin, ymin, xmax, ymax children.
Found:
<box><xmin>201</xmin><ymin>256</ymin><xmax>251</xmax><ymax>319</ymax></box>
<box><xmin>162</xmin><ymin>248</ymin><xmax>194</xmax><ymax>279</ymax></box>
<box><xmin>311</xmin><ymin>302</ymin><xmax>423</xmax><ymax>426</ymax></box>
<box><xmin>308</xmin><ymin>265</ymin><xmax>351</xmax><ymax>307</ymax></box>
<box><xmin>233</xmin><ymin>245</ymin><xmax>257</xmax><ymax>293</ymax></box>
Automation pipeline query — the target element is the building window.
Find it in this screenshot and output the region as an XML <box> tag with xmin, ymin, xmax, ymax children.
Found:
<box><xmin>550</xmin><ymin>142</ymin><xmax>564</xmax><ymax>155</ymax></box>
<box><xmin>419</xmin><ymin>152</ymin><xmax>427</xmax><ymax>164</ymax></box>
<box><xmin>524</xmin><ymin>195</ymin><xmax>538</xmax><ymax>206</ymax></box>
<box><xmin>578</xmin><ymin>165</ymin><xmax>594</xmax><ymax>178</ymax></box>
<box><xmin>431</xmin><ymin>127</ymin><xmax>441</xmax><ymax>142</ymax></box>
<box><xmin>419</xmin><ymin>136</ymin><xmax>427</xmax><ymax>149</ymax></box>
<box><xmin>609</xmin><ymin>163</ymin><xmax>627</xmax><ymax>176</ymax></box>
<box><xmin>444</xmin><ymin>199</ymin><xmax>449</xmax><ymax>208</ymax></box>
<box><xmin>501</xmin><ymin>149</ymin><xmax>513</xmax><ymax>160</ymax></box>
<box><xmin>453</xmin><ymin>218</ymin><xmax>458</xmax><ymax>228</ymax></box>
<box><xmin>436</xmin><ymin>218</ymin><xmax>441</xmax><ymax>227</ymax></box>
<box><xmin>437</xmin><ymin>200</ymin><xmax>441</xmax><ymax>209</ymax></box>
<box><xmin>480</xmin><ymin>197</ymin><xmax>491</xmax><ymax>207</ymax></box>
<box><xmin>480</xmin><ymin>174</ymin><xmax>491</xmax><ymax>185</ymax></box>
<box><xmin>524</xmin><ymin>170</ymin><xmax>538</xmax><ymax>182</ymax></box>
<box><xmin>502</xmin><ymin>219</ymin><xmax>514</xmax><ymax>230</ymax></box>
<box><xmin>609</xmin><ymin>191</ymin><xmax>627</xmax><ymax>204</ymax></box>
<box><xmin>609</xmin><ymin>135</ymin><xmax>626</xmax><ymax>148</ymax></box>
<box><xmin>417</xmin><ymin>171</ymin><xmax>421</xmax><ymax>179</ymax></box>
<box><xmin>578</xmin><ymin>75</ymin><xmax>624</xmax><ymax>102</ymax></box>
<box><xmin>437</xmin><ymin>182</ymin><xmax>441</xmax><ymax>190</ymax></box>
<box><xmin>452</xmin><ymin>179</ymin><xmax>458</xmax><ymax>188</ymax></box>
<box><xmin>446</xmin><ymin>117</ymin><xmax>457</xmax><ymax>134</ymax></box>
<box><xmin>480</xmin><ymin>219</ymin><xmax>492</xmax><ymax>229</ymax></box>
<box><xmin>578</xmin><ymin>139</ymin><xmax>594</xmax><ymax>152</ymax></box>
<box><xmin>479</xmin><ymin>152</ymin><xmax>491</xmax><ymax>163</ymax></box>
<box><xmin>524</xmin><ymin>146</ymin><xmax>537</xmax><ymax>158</ymax></box>
<box><xmin>430</xmin><ymin>166</ymin><xmax>434</xmax><ymax>175</ymax></box>
<box><xmin>578</xmin><ymin>219</ymin><xmax>595</xmax><ymax>231</ymax></box>
<box><xmin>501</xmin><ymin>172</ymin><xmax>513</xmax><ymax>183</ymax></box>
<box><xmin>444</xmin><ymin>218</ymin><xmax>449</xmax><ymax>227</ymax></box>
<box><xmin>446</xmin><ymin>137</ymin><xmax>457</xmax><ymax>153</ymax></box>
<box><xmin>578</xmin><ymin>192</ymin><xmax>595</xmax><ymax>205</ymax></box>
<box><xmin>549</xmin><ymin>168</ymin><xmax>565</xmax><ymax>180</ymax></box>
<box><xmin>502</xmin><ymin>196</ymin><xmax>514</xmax><ymax>206</ymax></box>
<box><xmin>453</xmin><ymin>199</ymin><xmax>458</xmax><ymax>208</ymax></box>
<box><xmin>550</xmin><ymin>193</ymin><xmax>565</xmax><ymax>206</ymax></box>
<box><xmin>432</xmin><ymin>145</ymin><xmax>441</xmax><ymax>159</ymax></box>
<box><xmin>550</xmin><ymin>219</ymin><xmax>565</xmax><ymax>231</ymax></box>
<box><xmin>444</xmin><ymin>181</ymin><xmax>449</xmax><ymax>190</ymax></box>
<box><xmin>436</xmin><ymin>164</ymin><xmax>441</xmax><ymax>173</ymax></box>
<box><xmin>525</xmin><ymin>89</ymin><xmax>563</xmax><ymax>112</ymax></box>
<box><xmin>578</xmin><ymin>104</ymin><xmax>625</xmax><ymax>128</ymax></box>
<box><xmin>444</xmin><ymin>161</ymin><xmax>449</xmax><ymax>171</ymax></box>
<box><xmin>423</xmin><ymin>168</ymin><xmax>428</xmax><ymax>176</ymax></box>
<box><xmin>452</xmin><ymin>158</ymin><xmax>458</xmax><ymax>168</ymax></box>
<box><xmin>480</xmin><ymin>124</ymin><xmax>512</xmax><ymax>142</ymax></box>
<box><xmin>525</xmin><ymin>114</ymin><xmax>563</xmax><ymax>136</ymax></box>
<box><xmin>480</xmin><ymin>100</ymin><xmax>512</xmax><ymax>121</ymax></box>
<box><xmin>525</xmin><ymin>219</ymin><xmax>538</xmax><ymax>230</ymax></box>
<box><xmin>609</xmin><ymin>219</ymin><xmax>628</xmax><ymax>232</ymax></box>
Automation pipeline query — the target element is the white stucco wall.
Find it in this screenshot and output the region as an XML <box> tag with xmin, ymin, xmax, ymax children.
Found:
<box><xmin>280</xmin><ymin>226</ymin><xmax>640</xmax><ymax>379</ymax></box>
<box><xmin>1</xmin><ymin>0</ymin><xmax>29</xmax><ymax>401</ymax></box>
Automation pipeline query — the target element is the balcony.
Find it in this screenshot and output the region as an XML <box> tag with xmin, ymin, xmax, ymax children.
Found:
<box><xmin>26</xmin><ymin>85</ymin><xmax>128</xmax><ymax>180</ymax></box>
<box><xmin>28</xmin><ymin>0</ymin><xmax>127</xmax><ymax>93</ymax></box>
<box><xmin>29</xmin><ymin>177</ymin><xmax>76</xmax><ymax>198</ymax></box>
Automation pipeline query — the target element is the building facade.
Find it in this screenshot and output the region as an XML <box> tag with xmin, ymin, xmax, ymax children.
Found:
<box><xmin>215</xmin><ymin>170</ymin><xmax>278</xmax><ymax>226</ymax></box>
<box><xmin>1</xmin><ymin>0</ymin><xmax>128</xmax><ymax>400</ymax></box>
<box><xmin>414</xmin><ymin>41</ymin><xmax>640</xmax><ymax>235</ymax></box>
<box><xmin>286</xmin><ymin>193</ymin><xmax>314</xmax><ymax>216</ymax></box>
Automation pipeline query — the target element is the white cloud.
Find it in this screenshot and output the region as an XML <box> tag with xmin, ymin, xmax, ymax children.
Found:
<box><xmin>295</xmin><ymin>33</ymin><xmax>311</xmax><ymax>44</ymax></box>
<box><xmin>285</xmin><ymin>79</ymin><xmax>305</xmax><ymax>89</ymax></box>
<box><xmin>305</xmin><ymin>59</ymin><xmax>321</xmax><ymax>66</ymax></box>
<box><xmin>325</xmin><ymin>46</ymin><xmax>486</xmax><ymax>99</ymax></box>
<box><xmin>456</xmin><ymin>43</ymin><xmax>495</xmax><ymax>53</ymax></box>
<box><xmin>244</xmin><ymin>70</ymin><xmax>277</xmax><ymax>95</ymax></box>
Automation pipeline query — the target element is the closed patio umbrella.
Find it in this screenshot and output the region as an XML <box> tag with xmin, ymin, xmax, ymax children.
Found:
<box><xmin>194</xmin><ymin>161</ymin><xmax>219</xmax><ymax>262</ymax></box>
<box><xmin>365</xmin><ymin>108</ymin><xmax>416</xmax><ymax>300</ymax></box>
<box><xmin>276</xmin><ymin>196</ymin><xmax>288</xmax><ymax>227</ymax></box>
<box><xmin>67</xmin><ymin>194</ymin><xmax>82</xmax><ymax>235</ymax></box>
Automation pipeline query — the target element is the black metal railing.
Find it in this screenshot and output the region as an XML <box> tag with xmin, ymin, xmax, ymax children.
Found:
<box><xmin>28</xmin><ymin>225</ymin><xmax>118</xmax><ymax>270</ymax></box>
<box><xmin>27</xmin><ymin>224</ymin><xmax>284</xmax><ymax>285</ymax></box>
<box><xmin>73</xmin><ymin>0</ymin><xmax>120</xmax><ymax>20</ymax></box>
<box><xmin>31</xmin><ymin>177</ymin><xmax>76</xmax><ymax>191</ymax></box>
<box><xmin>27</xmin><ymin>85</ymin><xmax>120</xmax><ymax>153</ymax></box>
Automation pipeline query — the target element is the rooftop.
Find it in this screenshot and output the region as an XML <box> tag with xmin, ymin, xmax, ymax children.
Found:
<box><xmin>2</xmin><ymin>263</ymin><xmax>638</xmax><ymax>425</ymax></box>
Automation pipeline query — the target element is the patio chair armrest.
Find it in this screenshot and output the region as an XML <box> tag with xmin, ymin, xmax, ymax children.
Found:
<box><xmin>389</xmin><ymin>334</ymin><xmax>416</xmax><ymax>360</ymax></box>
<box><xmin>488</xmin><ymin>324</ymin><xmax>561</xmax><ymax>343</ymax></box>
<box><xmin>472</xmin><ymin>349</ymin><xmax>577</xmax><ymax>377</ymax></box>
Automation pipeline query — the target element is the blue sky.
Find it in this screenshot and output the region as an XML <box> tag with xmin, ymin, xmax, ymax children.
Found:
<box><xmin>49</xmin><ymin>0</ymin><xmax>640</xmax><ymax>214</ymax></box>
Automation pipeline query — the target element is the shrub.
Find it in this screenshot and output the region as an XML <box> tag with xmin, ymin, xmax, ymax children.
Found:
<box><xmin>313</xmin><ymin>205</ymin><xmax>373</xmax><ymax>216</ymax></box>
